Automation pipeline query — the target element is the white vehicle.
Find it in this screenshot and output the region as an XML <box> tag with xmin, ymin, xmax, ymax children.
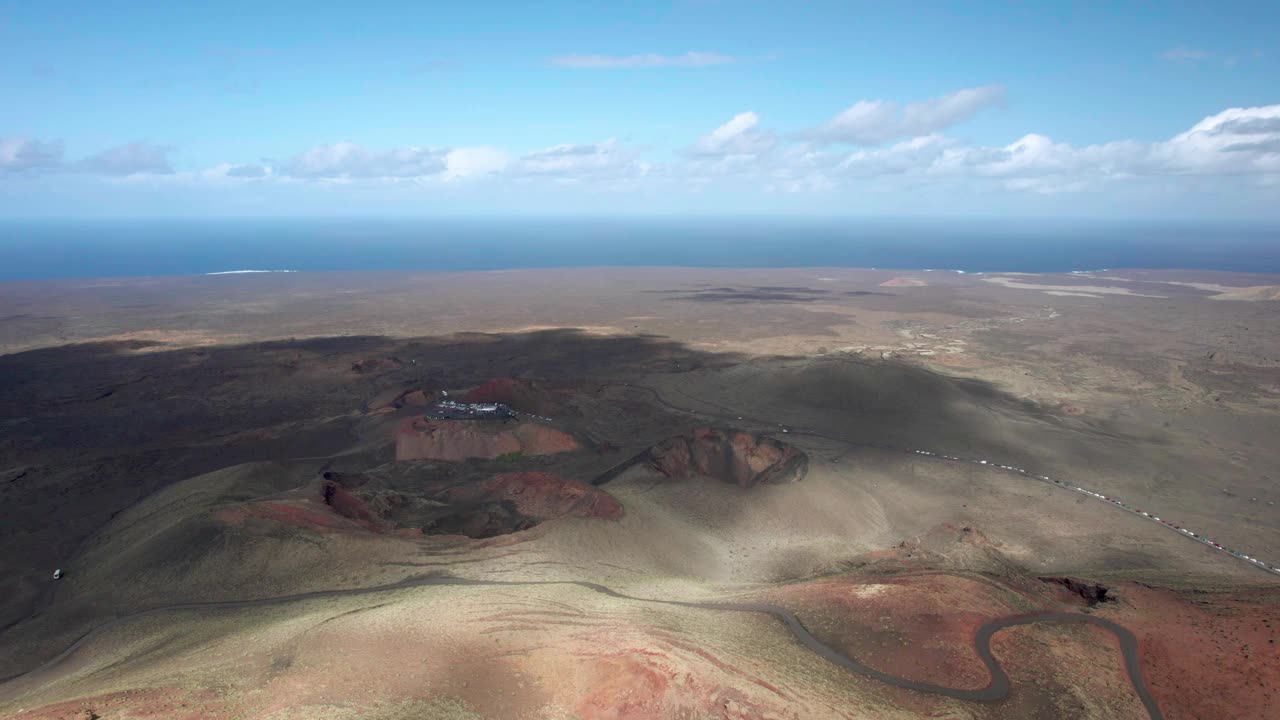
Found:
<box><xmin>52</xmin><ymin>568</ymin><xmax>62</xmax><ymax>580</ymax></box>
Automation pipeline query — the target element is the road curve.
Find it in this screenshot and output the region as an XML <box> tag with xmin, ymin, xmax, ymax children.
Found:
<box><xmin>0</xmin><ymin>575</ymin><xmax>1164</xmax><ymax>719</ymax></box>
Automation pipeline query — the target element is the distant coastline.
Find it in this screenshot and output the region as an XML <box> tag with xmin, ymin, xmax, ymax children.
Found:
<box><xmin>206</xmin><ymin>270</ymin><xmax>297</xmax><ymax>275</ymax></box>
<box><xmin>2</xmin><ymin>217</ymin><xmax>1278</xmax><ymax>281</ymax></box>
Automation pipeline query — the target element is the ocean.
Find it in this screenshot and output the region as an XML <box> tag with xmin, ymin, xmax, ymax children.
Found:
<box><xmin>1</xmin><ymin>217</ymin><xmax>1278</xmax><ymax>281</ymax></box>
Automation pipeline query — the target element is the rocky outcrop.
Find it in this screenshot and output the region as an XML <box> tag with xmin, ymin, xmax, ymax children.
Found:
<box><xmin>321</xmin><ymin>481</ymin><xmax>390</xmax><ymax>532</ymax></box>
<box><xmin>647</xmin><ymin>427</ymin><xmax>808</xmax><ymax>487</ymax></box>
<box><xmin>394</xmin><ymin>417</ymin><xmax>581</xmax><ymax>461</ymax></box>
<box><xmin>425</xmin><ymin>500</ymin><xmax>536</xmax><ymax>538</ymax></box>
<box><xmin>1039</xmin><ymin>576</ymin><xmax>1114</xmax><ymax>606</ymax></box>
<box><xmin>395</xmin><ymin>388</ymin><xmax>435</xmax><ymax>407</ymax></box>
<box><xmin>365</xmin><ymin>387</ymin><xmax>437</xmax><ymax>413</ymax></box>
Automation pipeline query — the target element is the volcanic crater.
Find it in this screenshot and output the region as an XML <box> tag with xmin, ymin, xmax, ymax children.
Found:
<box><xmin>646</xmin><ymin>427</ymin><xmax>809</xmax><ymax>487</ymax></box>
<box><xmin>322</xmin><ymin>467</ymin><xmax>622</xmax><ymax>539</ymax></box>
<box><xmin>393</xmin><ymin>416</ymin><xmax>583</xmax><ymax>461</ymax></box>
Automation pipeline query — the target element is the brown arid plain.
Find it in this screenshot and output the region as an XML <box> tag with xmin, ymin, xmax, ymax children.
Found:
<box><xmin>1</xmin><ymin>267</ymin><xmax>1278</xmax><ymax>720</ymax></box>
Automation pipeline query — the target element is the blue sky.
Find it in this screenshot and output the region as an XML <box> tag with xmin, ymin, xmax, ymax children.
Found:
<box><xmin>1</xmin><ymin>1</ymin><xmax>1278</xmax><ymax>218</ymax></box>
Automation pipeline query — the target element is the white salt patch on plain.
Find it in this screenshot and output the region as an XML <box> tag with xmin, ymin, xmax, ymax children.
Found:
<box><xmin>1044</xmin><ymin>290</ymin><xmax>1104</xmax><ymax>298</ymax></box>
<box><xmin>983</xmin><ymin>276</ymin><xmax>1167</xmax><ymax>298</ymax></box>
<box><xmin>1084</xmin><ymin>277</ymin><xmax>1279</xmax><ymax>300</ymax></box>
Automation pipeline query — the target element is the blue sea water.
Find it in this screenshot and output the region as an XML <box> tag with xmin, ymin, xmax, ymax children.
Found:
<box><xmin>1</xmin><ymin>217</ymin><xmax>1278</xmax><ymax>281</ymax></box>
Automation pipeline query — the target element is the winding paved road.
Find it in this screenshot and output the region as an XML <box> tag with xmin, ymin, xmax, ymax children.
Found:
<box><xmin>0</xmin><ymin>574</ymin><xmax>1164</xmax><ymax>719</ymax></box>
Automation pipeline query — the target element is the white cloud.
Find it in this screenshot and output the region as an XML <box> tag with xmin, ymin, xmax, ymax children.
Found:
<box><xmin>765</xmin><ymin>173</ymin><xmax>836</xmax><ymax>195</ymax></box>
<box><xmin>689</xmin><ymin>111</ymin><xmax>776</xmax><ymax>158</ymax></box>
<box><xmin>1</xmin><ymin>139</ymin><xmax>173</xmax><ymax>177</ymax></box>
<box><xmin>549</xmin><ymin>51</ymin><xmax>735</xmax><ymax>68</ymax></box>
<box><xmin>806</xmin><ymin>86</ymin><xmax>1005</xmax><ymax>145</ymax></box>
<box><xmin>200</xmin><ymin>139</ymin><xmax>647</xmax><ymax>186</ymax></box>
<box><xmin>0</xmin><ymin>137</ymin><xmax>64</xmax><ymax>172</ymax></box>
<box><xmin>840</xmin><ymin>134</ymin><xmax>957</xmax><ymax>176</ymax></box>
<box><xmin>7</xmin><ymin>99</ymin><xmax>1278</xmax><ymax>208</ymax></box>
<box><xmin>79</xmin><ymin>142</ymin><xmax>174</xmax><ymax>175</ymax></box>
<box><xmin>444</xmin><ymin>147</ymin><xmax>509</xmax><ymax>180</ymax></box>
<box><xmin>225</xmin><ymin>163</ymin><xmax>269</xmax><ymax>178</ymax></box>
<box><xmin>1001</xmin><ymin>177</ymin><xmax>1090</xmax><ymax>194</ymax></box>
<box><xmin>1156</xmin><ymin>105</ymin><xmax>1280</xmax><ymax>175</ymax></box>
<box><xmin>682</xmin><ymin>102</ymin><xmax>1280</xmax><ymax>196</ymax></box>
<box><xmin>890</xmin><ymin>104</ymin><xmax>1280</xmax><ymax>189</ymax></box>
<box><xmin>198</xmin><ymin>162</ymin><xmax>271</xmax><ymax>180</ymax></box>
<box><xmin>281</xmin><ymin>142</ymin><xmax>448</xmax><ymax>179</ymax></box>
<box><xmin>508</xmin><ymin>140</ymin><xmax>647</xmax><ymax>182</ymax></box>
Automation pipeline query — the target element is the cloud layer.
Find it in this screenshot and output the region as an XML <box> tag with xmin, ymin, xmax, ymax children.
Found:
<box><xmin>806</xmin><ymin>86</ymin><xmax>1006</xmax><ymax>145</ymax></box>
<box><xmin>78</xmin><ymin>142</ymin><xmax>174</xmax><ymax>176</ymax></box>
<box><xmin>1</xmin><ymin>139</ymin><xmax>172</xmax><ymax>176</ymax></box>
<box><xmin>4</xmin><ymin>90</ymin><xmax>1279</xmax><ymax>207</ymax></box>
<box><xmin>689</xmin><ymin>112</ymin><xmax>776</xmax><ymax>158</ymax></box>
<box><xmin>281</xmin><ymin>142</ymin><xmax>447</xmax><ymax>179</ymax></box>
<box><xmin>0</xmin><ymin>138</ymin><xmax>64</xmax><ymax>173</ymax></box>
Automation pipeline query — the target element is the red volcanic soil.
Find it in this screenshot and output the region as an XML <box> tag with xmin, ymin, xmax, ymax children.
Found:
<box><xmin>423</xmin><ymin>472</ymin><xmax>622</xmax><ymax>538</ymax></box>
<box><xmin>573</xmin><ymin>646</ymin><xmax>786</xmax><ymax>720</ymax></box>
<box><xmin>467</xmin><ymin>472</ymin><xmax>622</xmax><ymax>520</ymax></box>
<box><xmin>766</xmin><ymin>561</ymin><xmax>1280</xmax><ymax>719</ymax></box>
<box><xmin>879</xmin><ymin>277</ymin><xmax>928</xmax><ymax>287</ymax></box>
<box><xmin>463</xmin><ymin>378</ymin><xmax>564</xmax><ymax>415</ymax></box>
<box><xmin>394</xmin><ymin>417</ymin><xmax>581</xmax><ymax>461</ymax></box>
<box><xmin>765</xmin><ymin>570</ymin><xmax>1159</xmax><ymax>718</ymax></box>
<box><xmin>318</xmin><ymin>469</ymin><xmax>621</xmax><ymax>539</ymax></box>
<box><xmin>217</xmin><ymin>498</ymin><xmax>371</xmax><ymax>534</ymax></box>
<box><xmin>219</xmin><ymin>487</ymin><xmax>427</xmax><ymax>538</ymax></box>
<box><xmin>649</xmin><ymin>427</ymin><xmax>807</xmax><ymax>487</ymax></box>
<box><xmin>1116</xmin><ymin>583</ymin><xmax>1280</xmax><ymax>719</ymax></box>
<box><xmin>768</xmin><ymin>573</ymin><xmax>1024</xmax><ymax>692</ymax></box>
<box><xmin>322</xmin><ymin>482</ymin><xmax>390</xmax><ymax>532</ymax></box>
